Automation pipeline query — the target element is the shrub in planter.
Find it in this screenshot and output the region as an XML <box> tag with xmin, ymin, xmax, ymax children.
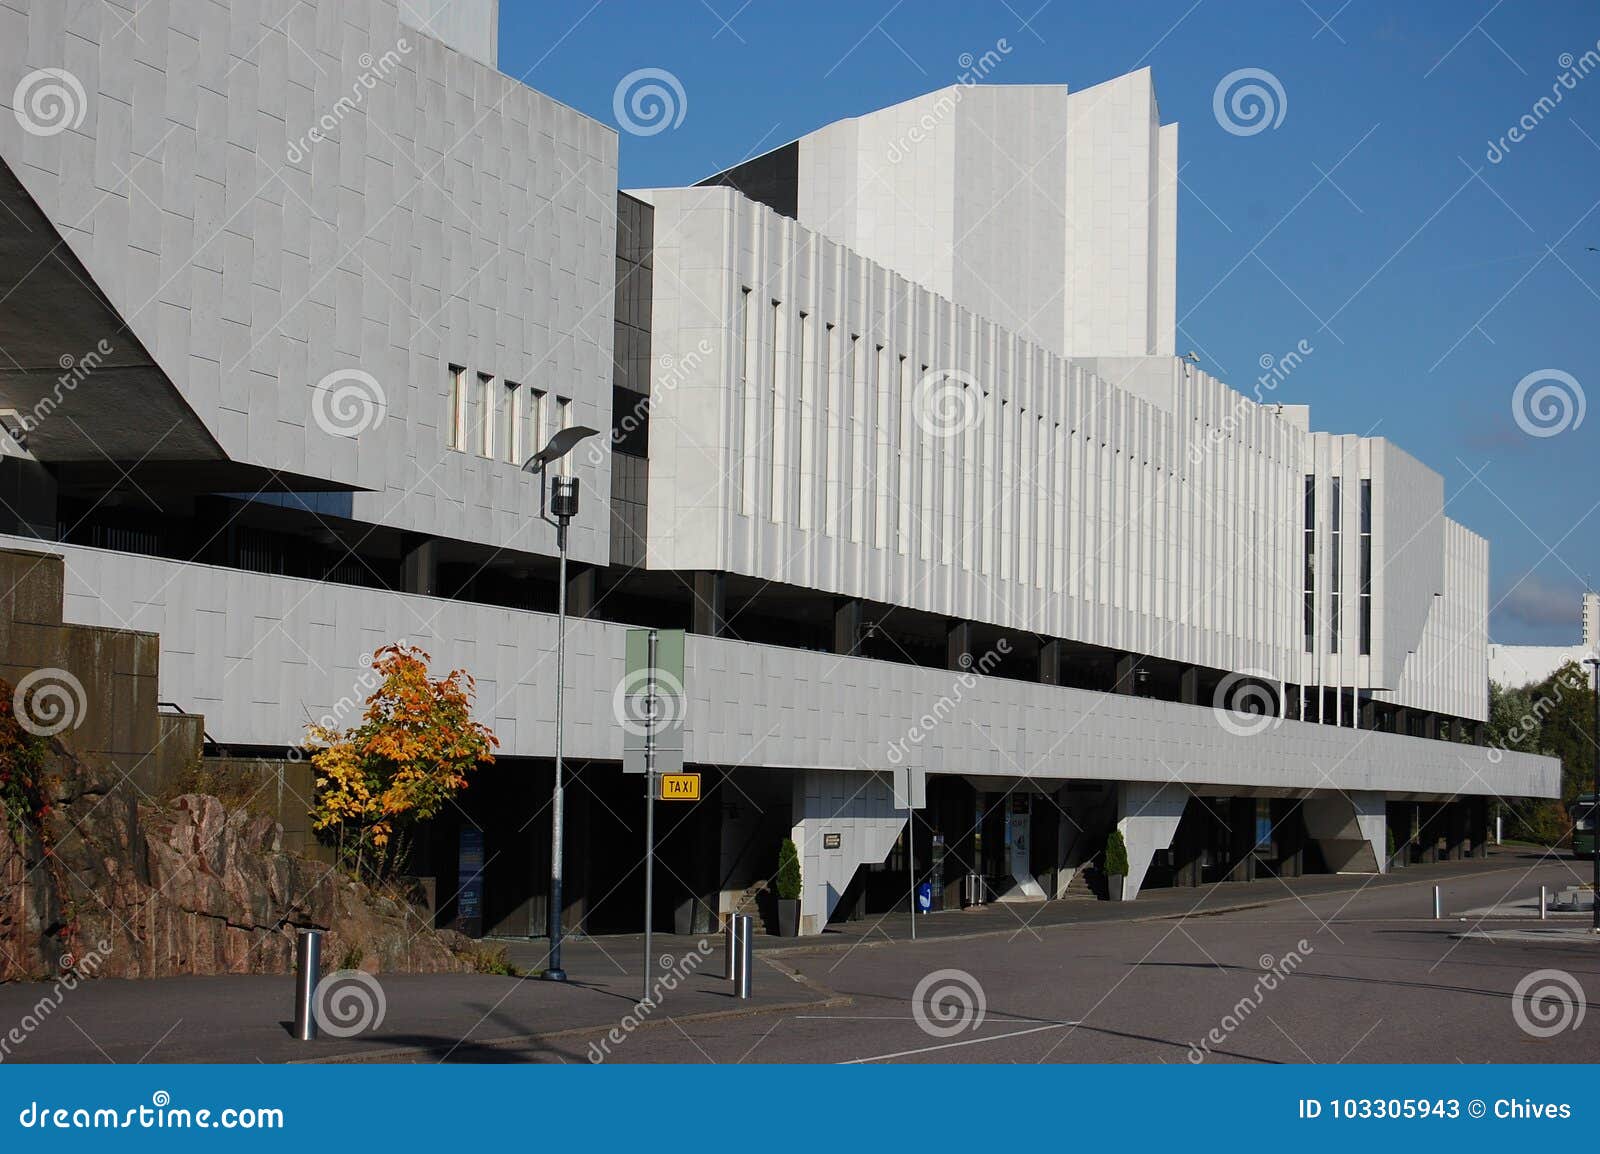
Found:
<box><xmin>774</xmin><ymin>838</ymin><xmax>802</xmax><ymax>936</ymax></box>
<box><xmin>1104</xmin><ymin>828</ymin><xmax>1130</xmax><ymax>902</ymax></box>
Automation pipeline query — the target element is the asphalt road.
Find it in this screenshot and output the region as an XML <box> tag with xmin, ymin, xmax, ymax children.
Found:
<box><xmin>4</xmin><ymin>848</ymin><xmax>1598</xmax><ymax>1063</ymax></box>
<box><xmin>549</xmin><ymin>850</ymin><xmax>1600</xmax><ymax>1064</ymax></box>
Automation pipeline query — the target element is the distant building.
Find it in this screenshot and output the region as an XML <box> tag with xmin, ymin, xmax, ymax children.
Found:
<box><xmin>1489</xmin><ymin>592</ymin><xmax>1600</xmax><ymax>688</ymax></box>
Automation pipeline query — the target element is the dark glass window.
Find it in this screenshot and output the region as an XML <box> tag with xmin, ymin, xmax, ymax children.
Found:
<box><xmin>1359</xmin><ymin>478</ymin><xmax>1373</xmax><ymax>655</ymax></box>
<box><xmin>1303</xmin><ymin>474</ymin><xmax>1316</xmax><ymax>653</ymax></box>
<box><xmin>1329</xmin><ymin>477</ymin><xmax>1341</xmax><ymax>654</ymax></box>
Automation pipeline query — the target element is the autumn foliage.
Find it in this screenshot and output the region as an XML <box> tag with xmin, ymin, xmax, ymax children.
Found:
<box><xmin>308</xmin><ymin>645</ymin><xmax>496</xmax><ymax>881</ymax></box>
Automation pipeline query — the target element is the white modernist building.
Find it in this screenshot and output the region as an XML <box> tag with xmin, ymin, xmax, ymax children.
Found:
<box><xmin>0</xmin><ymin>0</ymin><xmax>1557</xmax><ymax>938</ymax></box>
<box><xmin>1488</xmin><ymin>591</ymin><xmax>1599</xmax><ymax>688</ymax></box>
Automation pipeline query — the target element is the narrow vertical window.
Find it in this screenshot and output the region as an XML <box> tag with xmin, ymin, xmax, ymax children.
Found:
<box><xmin>738</xmin><ymin>287</ymin><xmax>755</xmax><ymax>516</ymax></box>
<box><xmin>770</xmin><ymin>300</ymin><xmax>786</xmax><ymax>523</ymax></box>
<box><xmin>848</xmin><ymin>334</ymin><xmax>863</xmax><ymax>543</ymax></box>
<box><xmin>1303</xmin><ymin>473</ymin><xmax>1316</xmax><ymax>653</ymax></box>
<box><xmin>529</xmin><ymin>388</ymin><xmax>547</xmax><ymax>460</ymax></box>
<box><xmin>504</xmin><ymin>380</ymin><xmax>522</xmax><ymax>464</ymax></box>
<box><xmin>874</xmin><ymin>343</ymin><xmax>889</xmax><ymax>549</ymax></box>
<box><xmin>822</xmin><ymin>323</ymin><xmax>837</xmax><ymax>536</ymax></box>
<box><xmin>448</xmin><ymin>365</ymin><xmax>467</xmax><ymax>450</ymax></box>
<box><xmin>797</xmin><ymin>311</ymin><xmax>814</xmax><ymax>529</ymax></box>
<box><xmin>896</xmin><ymin>354</ymin><xmax>912</xmax><ymax>556</ymax></box>
<box><xmin>1328</xmin><ymin>476</ymin><xmax>1341</xmax><ymax>654</ymax></box>
<box><xmin>1359</xmin><ymin>478</ymin><xmax>1373</xmax><ymax>655</ymax></box>
<box><xmin>554</xmin><ymin>397</ymin><xmax>572</xmax><ymax>472</ymax></box>
<box><xmin>478</xmin><ymin>373</ymin><xmax>495</xmax><ymax>458</ymax></box>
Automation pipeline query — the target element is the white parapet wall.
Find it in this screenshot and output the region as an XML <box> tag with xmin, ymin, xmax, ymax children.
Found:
<box><xmin>7</xmin><ymin>537</ymin><xmax>1559</xmax><ymax>797</ymax></box>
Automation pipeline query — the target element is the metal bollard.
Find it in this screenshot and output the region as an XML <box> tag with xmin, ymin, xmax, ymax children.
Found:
<box><xmin>293</xmin><ymin>928</ymin><xmax>321</xmax><ymax>1041</ymax></box>
<box><xmin>1433</xmin><ymin>885</ymin><xmax>1442</xmax><ymax>920</ymax></box>
<box><xmin>731</xmin><ymin>913</ymin><xmax>753</xmax><ymax>1000</ymax></box>
<box><xmin>1540</xmin><ymin>886</ymin><xmax>1548</xmax><ymax>921</ymax></box>
<box><xmin>967</xmin><ymin>873</ymin><xmax>985</xmax><ymax>907</ymax></box>
<box><xmin>724</xmin><ymin>916</ymin><xmax>737</xmax><ymax>980</ymax></box>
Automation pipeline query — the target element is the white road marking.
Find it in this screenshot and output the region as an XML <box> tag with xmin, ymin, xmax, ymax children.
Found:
<box><xmin>842</xmin><ymin>1021</ymin><xmax>1079</xmax><ymax>1064</ymax></box>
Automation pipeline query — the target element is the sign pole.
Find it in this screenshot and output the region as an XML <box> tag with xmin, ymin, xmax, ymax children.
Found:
<box><xmin>907</xmin><ymin>803</ymin><xmax>917</xmax><ymax>941</ymax></box>
<box><xmin>642</xmin><ymin>628</ymin><xmax>658</xmax><ymax>1004</ymax></box>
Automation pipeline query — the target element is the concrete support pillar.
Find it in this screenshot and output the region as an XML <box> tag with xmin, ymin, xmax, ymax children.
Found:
<box><xmin>399</xmin><ymin>535</ymin><xmax>438</xmax><ymax>596</ymax></box>
<box><xmin>1444</xmin><ymin>801</ymin><xmax>1470</xmax><ymax>860</ymax></box>
<box><xmin>1117</xmin><ymin>782</ymin><xmax>1187</xmax><ymax>899</ymax></box>
<box><xmin>1271</xmin><ymin>798</ymin><xmax>1305</xmax><ymax>878</ymax></box>
<box><xmin>1422</xmin><ymin>713</ymin><xmax>1439</xmax><ymax>740</ymax></box>
<box><xmin>1416</xmin><ymin>802</ymin><xmax>1442</xmax><ymax>863</ymax></box>
<box><xmin>1393</xmin><ymin>707</ymin><xmax>1410</xmax><ymax>737</ymax></box>
<box><xmin>832</xmin><ymin>598</ymin><xmax>863</xmax><ymax>656</ymax></box>
<box><xmin>791</xmin><ymin>770</ymin><xmax>907</xmax><ymax>935</ymax></box>
<box><xmin>1113</xmin><ymin>653</ymin><xmax>1138</xmax><ymax>695</ymax></box>
<box><xmin>946</xmin><ymin>619</ymin><xmax>971</xmax><ymax>671</ymax></box>
<box><xmin>691</xmin><ymin>571</ymin><xmax>726</xmax><ymax>637</ymax></box>
<box><xmin>1359</xmin><ymin>698</ymin><xmax>1376</xmax><ymax>730</ymax></box>
<box><xmin>1302</xmin><ymin>791</ymin><xmax>1386</xmax><ymax>874</ymax></box>
<box><xmin>1038</xmin><ymin>638</ymin><xmax>1062</xmax><ymax>686</ymax></box>
<box><xmin>1472</xmin><ymin>721</ymin><xmax>1486</xmax><ymax>747</ymax></box>
<box><xmin>1178</xmin><ymin>666</ymin><xmax>1199</xmax><ymax>705</ymax></box>
<box><xmin>566</xmin><ymin>565</ymin><xmax>597</xmax><ymax>619</ymax></box>
<box><xmin>1467</xmin><ymin>796</ymin><xmax>1489</xmax><ymax>859</ymax></box>
<box><xmin>1227</xmin><ymin>796</ymin><xmax>1256</xmax><ymax>882</ymax></box>
<box><xmin>0</xmin><ymin>456</ymin><xmax>56</xmax><ymax>539</ymax></box>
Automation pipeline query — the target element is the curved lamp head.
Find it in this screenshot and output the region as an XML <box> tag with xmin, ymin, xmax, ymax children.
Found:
<box><xmin>522</xmin><ymin>425</ymin><xmax>601</xmax><ymax>474</ymax></box>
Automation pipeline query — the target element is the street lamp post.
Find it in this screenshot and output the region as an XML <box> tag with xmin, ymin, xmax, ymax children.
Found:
<box><xmin>523</xmin><ymin>425</ymin><xmax>601</xmax><ymax>981</ymax></box>
<box><xmin>1586</xmin><ymin>657</ymin><xmax>1599</xmax><ymax>931</ymax></box>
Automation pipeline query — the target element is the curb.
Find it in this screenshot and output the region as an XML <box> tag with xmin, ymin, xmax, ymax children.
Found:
<box><xmin>292</xmin><ymin>955</ymin><xmax>851</xmax><ymax>1065</ymax></box>
<box><xmin>751</xmin><ymin>860</ymin><xmax>1547</xmax><ymax>959</ymax></box>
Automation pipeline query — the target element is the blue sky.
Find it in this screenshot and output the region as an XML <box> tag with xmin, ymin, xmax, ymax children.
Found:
<box><xmin>499</xmin><ymin>0</ymin><xmax>1598</xmax><ymax>646</ymax></box>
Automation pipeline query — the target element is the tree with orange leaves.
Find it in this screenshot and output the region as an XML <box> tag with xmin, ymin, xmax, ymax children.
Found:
<box><xmin>307</xmin><ymin>645</ymin><xmax>497</xmax><ymax>882</ymax></box>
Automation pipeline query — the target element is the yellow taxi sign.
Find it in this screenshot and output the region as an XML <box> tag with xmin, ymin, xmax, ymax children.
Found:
<box><xmin>658</xmin><ymin>773</ymin><xmax>701</xmax><ymax>801</ymax></box>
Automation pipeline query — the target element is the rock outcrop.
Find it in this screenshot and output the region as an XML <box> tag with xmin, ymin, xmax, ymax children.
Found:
<box><xmin>0</xmin><ymin>737</ymin><xmax>468</xmax><ymax>981</ymax></box>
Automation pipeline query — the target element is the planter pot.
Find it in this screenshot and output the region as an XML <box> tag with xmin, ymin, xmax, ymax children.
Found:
<box><xmin>776</xmin><ymin>898</ymin><xmax>801</xmax><ymax>937</ymax></box>
<box><xmin>1106</xmin><ymin>875</ymin><xmax>1126</xmax><ymax>902</ymax></box>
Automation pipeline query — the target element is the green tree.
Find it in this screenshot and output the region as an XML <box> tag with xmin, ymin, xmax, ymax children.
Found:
<box><xmin>1488</xmin><ymin>663</ymin><xmax>1594</xmax><ymax>846</ymax></box>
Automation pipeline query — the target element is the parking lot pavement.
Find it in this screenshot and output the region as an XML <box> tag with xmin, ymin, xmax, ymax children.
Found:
<box><xmin>2</xmin><ymin>848</ymin><xmax>1593</xmax><ymax>1063</ymax></box>
<box><xmin>468</xmin><ymin>850</ymin><xmax>1600</xmax><ymax>1064</ymax></box>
